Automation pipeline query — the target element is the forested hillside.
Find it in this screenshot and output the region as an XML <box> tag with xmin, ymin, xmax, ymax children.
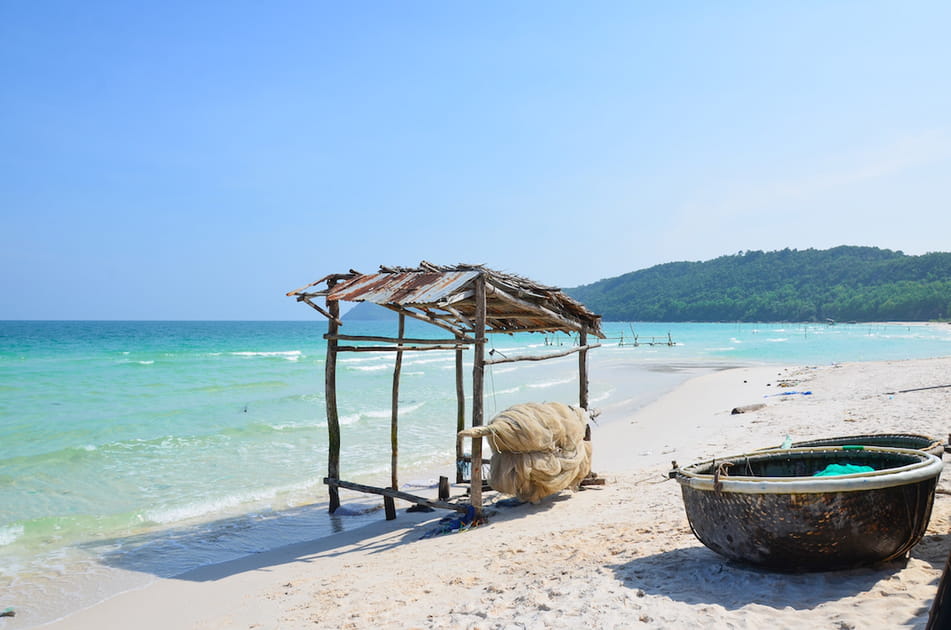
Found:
<box><xmin>566</xmin><ymin>246</ymin><xmax>951</xmax><ymax>322</ymax></box>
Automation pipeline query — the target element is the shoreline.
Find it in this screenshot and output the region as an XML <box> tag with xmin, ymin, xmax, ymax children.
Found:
<box><xmin>2</xmin><ymin>354</ymin><xmax>742</xmax><ymax>630</ymax></box>
<box><xmin>24</xmin><ymin>356</ymin><xmax>951</xmax><ymax>629</ymax></box>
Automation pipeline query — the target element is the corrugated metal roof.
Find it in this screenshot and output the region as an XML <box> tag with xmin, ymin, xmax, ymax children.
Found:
<box><xmin>327</xmin><ymin>270</ymin><xmax>480</xmax><ymax>305</ymax></box>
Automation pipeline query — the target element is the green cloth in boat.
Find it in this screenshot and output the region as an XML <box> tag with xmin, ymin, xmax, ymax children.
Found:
<box><xmin>813</xmin><ymin>463</ymin><xmax>875</xmax><ymax>477</ymax></box>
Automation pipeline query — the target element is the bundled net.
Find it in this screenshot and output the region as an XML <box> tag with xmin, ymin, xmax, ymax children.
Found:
<box><xmin>458</xmin><ymin>402</ymin><xmax>593</xmax><ymax>503</ymax></box>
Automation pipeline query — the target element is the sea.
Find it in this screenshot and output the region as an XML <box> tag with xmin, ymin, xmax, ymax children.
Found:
<box><xmin>2</xmin><ymin>319</ymin><xmax>951</xmax><ymax>626</ymax></box>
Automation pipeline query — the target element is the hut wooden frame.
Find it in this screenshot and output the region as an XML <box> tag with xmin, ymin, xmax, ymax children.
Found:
<box><xmin>287</xmin><ymin>261</ymin><xmax>604</xmax><ymax>519</ymax></box>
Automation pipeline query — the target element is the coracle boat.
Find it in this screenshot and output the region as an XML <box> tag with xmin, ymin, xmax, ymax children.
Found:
<box><xmin>785</xmin><ymin>433</ymin><xmax>946</xmax><ymax>459</ymax></box>
<box><xmin>673</xmin><ymin>447</ymin><xmax>943</xmax><ymax>571</ymax></box>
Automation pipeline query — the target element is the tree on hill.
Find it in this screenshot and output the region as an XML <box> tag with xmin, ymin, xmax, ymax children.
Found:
<box><xmin>566</xmin><ymin>246</ymin><xmax>951</xmax><ymax>322</ymax></box>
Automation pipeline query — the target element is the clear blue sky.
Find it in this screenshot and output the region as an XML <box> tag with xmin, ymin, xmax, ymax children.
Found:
<box><xmin>3</xmin><ymin>2</ymin><xmax>949</xmax><ymax>319</ymax></box>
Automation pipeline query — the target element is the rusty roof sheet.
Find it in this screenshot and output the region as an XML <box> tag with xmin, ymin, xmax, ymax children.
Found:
<box><xmin>327</xmin><ymin>270</ymin><xmax>480</xmax><ymax>305</ymax></box>
<box><xmin>288</xmin><ymin>262</ymin><xmax>603</xmax><ymax>337</ymax></box>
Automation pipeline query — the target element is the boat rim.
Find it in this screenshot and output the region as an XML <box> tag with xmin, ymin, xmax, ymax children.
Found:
<box><xmin>675</xmin><ymin>446</ymin><xmax>944</xmax><ymax>494</ymax></box>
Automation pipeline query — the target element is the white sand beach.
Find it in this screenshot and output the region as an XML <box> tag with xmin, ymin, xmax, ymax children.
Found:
<box><xmin>34</xmin><ymin>357</ymin><xmax>951</xmax><ymax>629</ymax></box>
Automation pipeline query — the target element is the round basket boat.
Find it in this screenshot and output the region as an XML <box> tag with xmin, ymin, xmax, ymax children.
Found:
<box><xmin>674</xmin><ymin>447</ymin><xmax>943</xmax><ymax>571</ymax></box>
<box><xmin>786</xmin><ymin>433</ymin><xmax>945</xmax><ymax>459</ymax></box>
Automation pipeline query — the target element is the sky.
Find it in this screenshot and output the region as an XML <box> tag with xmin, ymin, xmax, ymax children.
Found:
<box><xmin>3</xmin><ymin>1</ymin><xmax>950</xmax><ymax>319</ymax></box>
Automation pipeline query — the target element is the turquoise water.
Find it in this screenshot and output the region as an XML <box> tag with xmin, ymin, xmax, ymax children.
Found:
<box><xmin>1</xmin><ymin>320</ymin><xmax>950</xmax><ymax>625</ymax></box>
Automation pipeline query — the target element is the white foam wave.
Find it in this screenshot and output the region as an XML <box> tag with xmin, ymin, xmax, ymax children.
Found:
<box><xmin>404</xmin><ymin>357</ymin><xmax>454</xmax><ymax>366</ymax></box>
<box><xmin>338</xmin><ymin>402</ymin><xmax>426</xmax><ymax>425</ymax></box>
<box><xmin>338</xmin><ymin>413</ymin><xmax>362</xmax><ymax>425</ymax></box>
<box><xmin>339</xmin><ymin>356</ymin><xmax>388</xmax><ymax>364</ymax></box>
<box><xmin>767</xmin><ymin>338</ymin><xmax>788</xmax><ymax>343</ymax></box>
<box><xmin>0</xmin><ymin>524</ymin><xmax>24</xmax><ymax>546</ymax></box>
<box><xmin>231</xmin><ymin>351</ymin><xmax>302</xmax><ymax>361</ymax></box>
<box><xmin>491</xmin><ymin>366</ymin><xmax>518</xmax><ymax>374</ymax></box>
<box><xmin>493</xmin><ymin>386</ymin><xmax>522</xmax><ymax>395</ymax></box>
<box><xmin>527</xmin><ymin>378</ymin><xmax>574</xmax><ymax>389</ymax></box>
<box><xmin>144</xmin><ymin>490</ymin><xmax>276</xmax><ymax>525</ymax></box>
<box><xmin>137</xmin><ymin>360</ymin><xmax>154</xmax><ymax>365</ymax></box>
<box><xmin>350</xmin><ymin>364</ymin><xmax>389</xmax><ymax>372</ymax></box>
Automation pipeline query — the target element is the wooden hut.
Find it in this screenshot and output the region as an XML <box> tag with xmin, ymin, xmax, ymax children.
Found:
<box><xmin>287</xmin><ymin>261</ymin><xmax>604</xmax><ymax>519</ymax></box>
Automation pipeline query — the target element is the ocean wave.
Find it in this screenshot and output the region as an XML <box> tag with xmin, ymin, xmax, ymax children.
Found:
<box><xmin>338</xmin><ymin>355</ymin><xmax>389</xmax><ymax>364</ymax></box>
<box><xmin>403</xmin><ymin>356</ymin><xmax>454</xmax><ymax>367</ymax></box>
<box><xmin>266</xmin><ymin>421</ymin><xmax>323</xmax><ymax>432</ymax></box>
<box><xmin>230</xmin><ymin>351</ymin><xmax>302</xmax><ymax>361</ymax></box>
<box><xmin>188</xmin><ymin>380</ymin><xmax>289</xmax><ymax>393</ymax></box>
<box><xmin>337</xmin><ymin>401</ymin><xmax>425</xmax><ymax>426</ymax></box>
<box><xmin>348</xmin><ymin>364</ymin><xmax>389</xmax><ymax>372</ymax></box>
<box><xmin>492</xmin><ymin>386</ymin><xmax>522</xmax><ymax>395</ymax></box>
<box><xmin>0</xmin><ymin>523</ymin><xmax>24</xmax><ymax>546</ymax></box>
<box><xmin>144</xmin><ymin>493</ymin><xmax>266</xmax><ymax>525</ymax></box>
<box><xmin>766</xmin><ymin>338</ymin><xmax>789</xmax><ymax>343</ymax></box>
<box><xmin>588</xmin><ymin>388</ymin><xmax>614</xmax><ymax>404</ymax></box>
<box><xmin>490</xmin><ymin>366</ymin><xmax>518</xmax><ymax>374</ymax></box>
<box><xmin>527</xmin><ymin>377</ymin><xmax>574</xmax><ymax>389</ymax></box>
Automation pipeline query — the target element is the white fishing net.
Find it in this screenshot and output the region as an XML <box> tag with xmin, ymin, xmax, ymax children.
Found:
<box><xmin>459</xmin><ymin>402</ymin><xmax>593</xmax><ymax>503</ymax></box>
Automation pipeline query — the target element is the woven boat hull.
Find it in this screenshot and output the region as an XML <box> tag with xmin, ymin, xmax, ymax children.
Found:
<box><xmin>676</xmin><ymin>447</ymin><xmax>942</xmax><ymax>572</ymax></box>
<box><xmin>788</xmin><ymin>433</ymin><xmax>945</xmax><ymax>459</ymax></box>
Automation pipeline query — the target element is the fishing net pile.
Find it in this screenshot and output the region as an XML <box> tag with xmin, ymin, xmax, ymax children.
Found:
<box><xmin>458</xmin><ymin>402</ymin><xmax>593</xmax><ymax>503</ymax></box>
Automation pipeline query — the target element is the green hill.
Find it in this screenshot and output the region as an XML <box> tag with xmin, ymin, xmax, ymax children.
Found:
<box><xmin>566</xmin><ymin>246</ymin><xmax>951</xmax><ymax>322</ymax></box>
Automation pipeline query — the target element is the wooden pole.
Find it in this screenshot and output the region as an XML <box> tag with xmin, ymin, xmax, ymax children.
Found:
<box><xmin>325</xmin><ymin>287</ymin><xmax>341</xmax><ymax>513</ymax></box>
<box><xmin>579</xmin><ymin>326</ymin><xmax>589</xmax><ymax>410</ymax></box>
<box><xmin>439</xmin><ymin>475</ymin><xmax>450</xmax><ymax>501</ymax></box>
<box><xmin>325</xmin><ymin>477</ymin><xmax>469</xmax><ymax>513</ymax></box>
<box><xmin>390</xmin><ymin>313</ymin><xmax>404</xmax><ymax>498</ymax></box>
<box><xmin>455</xmin><ymin>333</ymin><xmax>466</xmax><ymax>484</ymax></box>
<box><xmin>471</xmin><ymin>274</ymin><xmax>486</xmax><ymax>518</ymax></box>
<box><xmin>483</xmin><ymin>343</ymin><xmax>601</xmax><ymax>365</ymax></box>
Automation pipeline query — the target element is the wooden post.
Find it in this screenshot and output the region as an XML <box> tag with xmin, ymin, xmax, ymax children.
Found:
<box><xmin>325</xmin><ymin>285</ymin><xmax>341</xmax><ymax>513</ymax></box>
<box><xmin>578</xmin><ymin>325</ymin><xmax>589</xmax><ymax>410</ymax></box>
<box><xmin>455</xmin><ymin>333</ymin><xmax>466</xmax><ymax>483</ymax></box>
<box><xmin>439</xmin><ymin>475</ymin><xmax>450</xmax><ymax>501</ymax></box>
<box><xmin>390</xmin><ymin>313</ymin><xmax>404</xmax><ymax>494</ymax></box>
<box><xmin>471</xmin><ymin>274</ymin><xmax>486</xmax><ymax>518</ymax></box>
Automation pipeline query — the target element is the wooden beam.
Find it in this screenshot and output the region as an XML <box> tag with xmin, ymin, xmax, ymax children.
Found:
<box><xmin>324</xmin><ymin>478</ymin><xmax>470</xmax><ymax>514</ymax></box>
<box><xmin>391</xmin><ymin>314</ymin><xmax>404</xmax><ymax>493</ymax></box>
<box><xmin>470</xmin><ymin>274</ymin><xmax>486</xmax><ymax>518</ymax></box>
<box><xmin>483</xmin><ymin>343</ymin><xmax>602</xmax><ymax>365</ymax></box>
<box><xmin>486</xmin><ymin>326</ymin><xmax>570</xmax><ymax>334</ymax></box>
<box><xmin>286</xmin><ymin>272</ymin><xmax>354</xmax><ymax>297</ymax></box>
<box><xmin>378</xmin><ymin>304</ymin><xmax>470</xmax><ymax>338</ymax></box>
<box><xmin>455</xmin><ymin>333</ymin><xmax>466</xmax><ymax>484</ymax></box>
<box><xmin>579</xmin><ymin>326</ymin><xmax>589</xmax><ymax>410</ymax></box>
<box><xmin>485</xmin><ymin>283</ymin><xmax>594</xmax><ymax>336</ymax></box>
<box><xmin>326</xmin><ymin>334</ymin><xmax>472</xmax><ymax>345</ymax></box>
<box><xmin>325</xmin><ymin>283</ymin><xmax>342</xmax><ymax>513</ymax></box>
<box><xmin>443</xmin><ymin>305</ymin><xmax>473</xmax><ymax>330</ymax></box>
<box><xmin>436</xmin><ymin>289</ymin><xmax>475</xmax><ymax>307</ymax></box>
<box><xmin>301</xmin><ymin>297</ymin><xmax>343</xmax><ymax>326</ymax></box>
<box><xmin>337</xmin><ymin>345</ymin><xmax>466</xmax><ymax>353</ymax></box>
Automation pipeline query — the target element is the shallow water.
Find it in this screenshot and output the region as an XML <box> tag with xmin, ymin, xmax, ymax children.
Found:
<box><xmin>2</xmin><ymin>319</ymin><xmax>950</xmax><ymax>626</ymax></box>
